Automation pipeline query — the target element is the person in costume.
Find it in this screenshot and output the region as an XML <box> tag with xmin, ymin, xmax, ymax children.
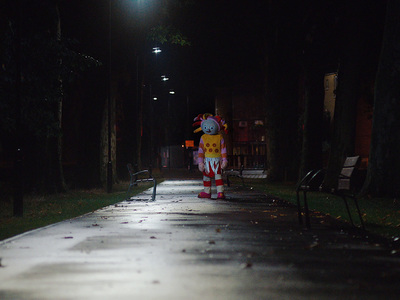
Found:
<box><xmin>193</xmin><ymin>113</ymin><xmax>228</xmax><ymax>199</ymax></box>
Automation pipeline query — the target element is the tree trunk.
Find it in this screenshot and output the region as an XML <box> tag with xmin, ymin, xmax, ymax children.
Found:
<box><xmin>264</xmin><ymin>2</ymin><xmax>301</xmax><ymax>182</ymax></box>
<box><xmin>322</xmin><ymin>63</ymin><xmax>360</xmax><ymax>189</ymax></box>
<box><xmin>298</xmin><ymin>1</ymin><xmax>339</xmax><ymax>178</ymax></box>
<box><xmin>300</xmin><ymin>67</ymin><xmax>325</xmax><ymax>177</ymax></box>
<box><xmin>362</xmin><ymin>0</ymin><xmax>400</xmax><ymax>197</ymax></box>
<box><xmin>264</xmin><ymin>47</ymin><xmax>300</xmax><ymax>182</ymax></box>
<box><xmin>41</xmin><ymin>1</ymin><xmax>67</xmax><ymax>193</ymax></box>
<box><xmin>54</xmin><ymin>3</ymin><xmax>67</xmax><ymax>192</ymax></box>
<box><xmin>100</xmin><ymin>95</ymin><xmax>116</xmax><ymax>187</ymax></box>
<box><xmin>322</xmin><ymin>2</ymin><xmax>364</xmax><ymax>190</ymax></box>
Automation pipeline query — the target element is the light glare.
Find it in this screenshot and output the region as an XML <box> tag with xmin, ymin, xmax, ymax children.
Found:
<box><xmin>152</xmin><ymin>47</ymin><xmax>161</xmax><ymax>54</ymax></box>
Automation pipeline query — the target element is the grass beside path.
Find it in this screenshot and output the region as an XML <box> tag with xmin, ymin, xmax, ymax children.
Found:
<box><xmin>230</xmin><ymin>177</ymin><xmax>400</xmax><ymax>240</ymax></box>
<box><xmin>0</xmin><ymin>181</ymin><xmax>154</xmax><ymax>241</ymax></box>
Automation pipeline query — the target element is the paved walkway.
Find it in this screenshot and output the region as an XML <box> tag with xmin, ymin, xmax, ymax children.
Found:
<box><xmin>0</xmin><ymin>171</ymin><xmax>400</xmax><ymax>299</ymax></box>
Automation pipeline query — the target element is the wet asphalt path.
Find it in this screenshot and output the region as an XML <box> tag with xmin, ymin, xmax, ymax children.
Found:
<box><xmin>0</xmin><ymin>176</ymin><xmax>400</xmax><ymax>299</ymax></box>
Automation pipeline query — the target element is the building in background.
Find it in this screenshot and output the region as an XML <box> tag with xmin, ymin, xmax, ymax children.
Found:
<box><xmin>215</xmin><ymin>85</ymin><xmax>266</xmax><ymax>170</ymax></box>
<box><xmin>324</xmin><ymin>72</ymin><xmax>372</xmax><ymax>168</ymax></box>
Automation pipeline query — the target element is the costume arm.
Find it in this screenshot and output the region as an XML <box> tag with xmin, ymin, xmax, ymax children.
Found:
<box><xmin>197</xmin><ymin>136</ymin><xmax>205</xmax><ymax>164</ymax></box>
<box><xmin>221</xmin><ymin>137</ymin><xmax>227</xmax><ymax>162</ymax></box>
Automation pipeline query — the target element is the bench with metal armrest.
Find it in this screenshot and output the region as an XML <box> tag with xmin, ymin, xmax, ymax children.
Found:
<box><xmin>296</xmin><ymin>156</ymin><xmax>365</xmax><ymax>230</ymax></box>
<box><xmin>126</xmin><ymin>163</ymin><xmax>157</xmax><ymax>201</ymax></box>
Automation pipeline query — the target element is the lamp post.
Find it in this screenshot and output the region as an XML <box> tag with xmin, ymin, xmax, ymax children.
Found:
<box><xmin>167</xmin><ymin>89</ymin><xmax>175</xmax><ymax>169</ymax></box>
<box><xmin>152</xmin><ymin>47</ymin><xmax>161</xmax><ymax>54</ymax></box>
<box><xmin>149</xmin><ymin>47</ymin><xmax>161</xmax><ymax>169</ymax></box>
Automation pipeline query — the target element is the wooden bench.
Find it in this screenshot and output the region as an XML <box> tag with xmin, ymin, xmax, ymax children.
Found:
<box><xmin>126</xmin><ymin>163</ymin><xmax>157</xmax><ymax>201</ymax></box>
<box><xmin>296</xmin><ymin>156</ymin><xmax>365</xmax><ymax>230</ymax></box>
<box><xmin>224</xmin><ymin>166</ymin><xmax>267</xmax><ymax>187</ymax></box>
<box><xmin>225</xmin><ymin>165</ymin><xmax>245</xmax><ymax>187</ymax></box>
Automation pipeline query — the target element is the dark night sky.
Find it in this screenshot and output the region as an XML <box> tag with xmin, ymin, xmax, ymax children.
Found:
<box><xmin>58</xmin><ymin>0</ymin><xmax>266</xmax><ymax>101</ymax></box>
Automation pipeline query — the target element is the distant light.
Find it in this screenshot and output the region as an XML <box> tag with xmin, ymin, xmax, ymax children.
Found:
<box><xmin>169</xmin><ymin>90</ymin><xmax>175</xmax><ymax>95</ymax></box>
<box><xmin>161</xmin><ymin>75</ymin><xmax>169</xmax><ymax>81</ymax></box>
<box><xmin>153</xmin><ymin>97</ymin><xmax>158</xmax><ymax>101</ymax></box>
<box><xmin>152</xmin><ymin>47</ymin><xmax>161</xmax><ymax>54</ymax></box>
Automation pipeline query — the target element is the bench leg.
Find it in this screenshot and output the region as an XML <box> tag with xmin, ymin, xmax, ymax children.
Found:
<box><xmin>296</xmin><ymin>191</ymin><xmax>303</xmax><ymax>225</ymax></box>
<box><xmin>126</xmin><ymin>183</ymin><xmax>134</xmax><ymax>199</ymax></box>
<box><xmin>342</xmin><ymin>196</ymin><xmax>355</xmax><ymax>226</ymax></box>
<box><xmin>352</xmin><ymin>197</ymin><xmax>365</xmax><ymax>230</ymax></box>
<box><xmin>303</xmin><ymin>191</ymin><xmax>311</xmax><ymax>229</ymax></box>
<box><xmin>151</xmin><ymin>179</ymin><xmax>157</xmax><ymax>201</ymax></box>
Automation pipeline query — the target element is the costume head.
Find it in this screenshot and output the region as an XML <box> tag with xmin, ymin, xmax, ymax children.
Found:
<box><xmin>193</xmin><ymin>113</ymin><xmax>228</xmax><ymax>135</ymax></box>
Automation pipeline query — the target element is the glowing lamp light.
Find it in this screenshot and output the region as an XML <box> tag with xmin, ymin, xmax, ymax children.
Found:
<box><xmin>152</xmin><ymin>47</ymin><xmax>161</xmax><ymax>54</ymax></box>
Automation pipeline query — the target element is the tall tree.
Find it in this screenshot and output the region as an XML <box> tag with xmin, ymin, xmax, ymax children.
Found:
<box><xmin>299</xmin><ymin>1</ymin><xmax>338</xmax><ymax>177</ymax></box>
<box><xmin>264</xmin><ymin>1</ymin><xmax>302</xmax><ymax>181</ymax></box>
<box><xmin>362</xmin><ymin>0</ymin><xmax>400</xmax><ymax>197</ymax></box>
<box><xmin>322</xmin><ymin>1</ymin><xmax>386</xmax><ymax>190</ymax></box>
<box><xmin>1</xmin><ymin>0</ymin><xmax>100</xmax><ymax>193</ymax></box>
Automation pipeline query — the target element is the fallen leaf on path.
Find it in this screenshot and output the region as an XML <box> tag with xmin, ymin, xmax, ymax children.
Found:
<box><xmin>240</xmin><ymin>262</ymin><xmax>253</xmax><ymax>269</ymax></box>
<box><xmin>305</xmin><ymin>242</ymin><xmax>320</xmax><ymax>250</ymax></box>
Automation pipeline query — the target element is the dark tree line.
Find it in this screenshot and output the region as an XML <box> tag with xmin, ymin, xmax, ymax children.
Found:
<box><xmin>0</xmin><ymin>0</ymin><xmax>193</xmax><ymax>196</ymax></box>
<box><xmin>262</xmin><ymin>0</ymin><xmax>398</xmax><ymax>198</ymax></box>
<box><xmin>362</xmin><ymin>0</ymin><xmax>400</xmax><ymax>196</ymax></box>
<box><xmin>0</xmin><ymin>0</ymin><xmax>101</xmax><ymax>194</ymax></box>
<box><xmin>1</xmin><ymin>0</ymin><xmax>399</xmax><ymax>199</ymax></box>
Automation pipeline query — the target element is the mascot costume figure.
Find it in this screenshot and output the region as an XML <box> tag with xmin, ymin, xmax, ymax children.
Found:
<box><xmin>193</xmin><ymin>113</ymin><xmax>228</xmax><ymax>199</ymax></box>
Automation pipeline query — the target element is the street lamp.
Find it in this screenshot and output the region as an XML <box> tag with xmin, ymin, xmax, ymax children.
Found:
<box><xmin>152</xmin><ymin>47</ymin><xmax>161</xmax><ymax>54</ymax></box>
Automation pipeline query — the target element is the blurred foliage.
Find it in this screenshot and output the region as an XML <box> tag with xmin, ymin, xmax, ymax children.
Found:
<box><xmin>148</xmin><ymin>25</ymin><xmax>191</xmax><ymax>46</ymax></box>
<box><xmin>0</xmin><ymin>19</ymin><xmax>101</xmax><ymax>139</ymax></box>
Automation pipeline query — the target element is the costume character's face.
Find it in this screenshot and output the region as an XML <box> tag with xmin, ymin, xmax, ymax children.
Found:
<box><xmin>201</xmin><ymin>119</ymin><xmax>219</xmax><ymax>135</ymax></box>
